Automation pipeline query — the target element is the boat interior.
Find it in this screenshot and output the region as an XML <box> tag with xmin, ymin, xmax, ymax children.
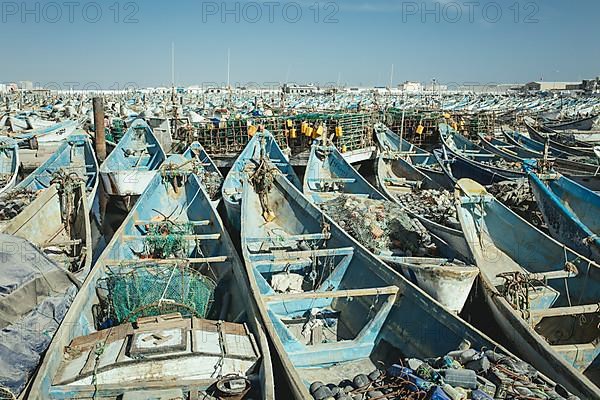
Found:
<box><xmin>457</xmin><ymin>180</ymin><xmax>600</xmax><ymax>380</ymax></box>
<box><xmin>103</xmin><ymin>120</ymin><xmax>164</xmax><ymax>172</ymax></box>
<box><xmin>243</xmin><ymin>174</ymin><xmax>498</xmax><ymax>392</ymax></box>
<box><xmin>305</xmin><ymin>145</ymin><xmax>383</xmax><ymax>202</ymax></box>
<box><xmin>34</xmin><ymin>172</ymin><xmax>266</xmax><ymax>399</ymax></box>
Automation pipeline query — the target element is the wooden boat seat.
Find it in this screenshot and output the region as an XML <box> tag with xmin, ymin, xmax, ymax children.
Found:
<box><xmin>245</xmin><ymin>232</ymin><xmax>331</xmax><ymax>244</ymax></box>
<box><xmin>528</xmin><ymin>303</ymin><xmax>600</xmax><ymax>319</ymax></box>
<box><xmin>249</xmin><ymin>247</ymin><xmax>354</xmax><ymax>263</ymax></box>
<box><xmin>134</xmin><ymin>219</ymin><xmax>211</xmax><ymax>226</ymax></box>
<box><xmin>104</xmin><ymin>257</ymin><xmax>228</xmax><ymax>266</ymax></box>
<box><xmin>123</xmin><ymin>233</ymin><xmax>221</xmax><ymax>241</ymax></box>
<box><xmin>307</xmin><ymin>178</ymin><xmax>356</xmax><ymax>184</ymax></box>
<box><xmin>384</xmin><ymin>177</ymin><xmax>420</xmax><ymax>187</ymax></box>
<box><xmin>264</xmin><ymin>285</ymin><xmax>398</xmax><ymax>302</ymax></box>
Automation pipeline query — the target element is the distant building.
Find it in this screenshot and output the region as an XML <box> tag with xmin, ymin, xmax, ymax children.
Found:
<box><xmin>399</xmin><ymin>81</ymin><xmax>423</xmax><ymax>92</ymax></box>
<box><xmin>18</xmin><ymin>81</ymin><xmax>33</xmax><ymax>90</ymax></box>
<box><xmin>524</xmin><ymin>81</ymin><xmax>582</xmax><ymax>91</ymax></box>
<box><xmin>424</xmin><ymin>83</ymin><xmax>448</xmax><ymax>92</ymax></box>
<box><xmin>582</xmin><ymin>77</ymin><xmax>600</xmax><ymax>93</ymax></box>
<box><xmin>0</xmin><ymin>84</ymin><xmax>6</xmax><ymax>93</ymax></box>
<box><xmin>282</xmin><ymin>84</ymin><xmax>319</xmax><ymax>94</ymax></box>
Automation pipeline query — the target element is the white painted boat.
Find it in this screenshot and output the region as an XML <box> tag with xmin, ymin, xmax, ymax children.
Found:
<box><xmin>99</xmin><ymin>118</ymin><xmax>166</xmax><ymax>208</ymax></box>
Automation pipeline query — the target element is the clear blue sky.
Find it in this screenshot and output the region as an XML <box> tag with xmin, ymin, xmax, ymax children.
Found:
<box><xmin>1</xmin><ymin>0</ymin><xmax>598</xmax><ymax>88</ymax></box>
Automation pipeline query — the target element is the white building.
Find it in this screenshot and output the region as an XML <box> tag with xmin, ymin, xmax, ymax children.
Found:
<box><xmin>399</xmin><ymin>81</ymin><xmax>423</xmax><ymax>92</ymax></box>
<box><xmin>18</xmin><ymin>81</ymin><xmax>33</xmax><ymax>90</ymax></box>
<box><xmin>524</xmin><ymin>82</ymin><xmax>582</xmax><ymax>91</ymax></box>
<box><xmin>0</xmin><ymin>84</ymin><xmax>7</xmax><ymax>93</ymax></box>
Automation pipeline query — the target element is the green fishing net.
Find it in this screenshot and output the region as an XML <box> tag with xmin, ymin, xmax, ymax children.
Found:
<box><xmin>144</xmin><ymin>222</ymin><xmax>194</xmax><ymax>258</ymax></box>
<box><xmin>98</xmin><ymin>263</ymin><xmax>216</xmax><ymax>324</ymax></box>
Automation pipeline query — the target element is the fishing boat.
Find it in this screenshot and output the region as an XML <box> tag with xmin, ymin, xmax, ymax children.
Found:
<box><xmin>439</xmin><ymin>123</ymin><xmax>524</xmax><ymax>184</ymax></box>
<box><xmin>3</xmin><ymin>133</ymin><xmax>98</xmax><ymax>207</ymax></box>
<box><xmin>0</xmin><ymin>137</ymin><xmax>20</xmax><ymax>195</ymax></box>
<box><xmin>526</xmin><ymin>121</ymin><xmax>596</xmax><ymax>157</ymax></box>
<box><xmin>161</xmin><ymin>141</ymin><xmax>223</xmax><ymax>208</ymax></box>
<box><xmin>99</xmin><ymin>118</ymin><xmax>166</xmax><ymax>210</ymax></box>
<box><xmin>545</xmin><ymin>114</ymin><xmax>598</xmax><ymax>131</ymax></box>
<box><xmin>305</xmin><ymin>142</ymin><xmax>477</xmax><ymax>312</ymax></box>
<box><xmin>304</xmin><ymin>143</ymin><xmax>386</xmax><ymax>204</ymax></box>
<box><xmin>26</xmin><ymin>167</ymin><xmax>274</xmax><ymax>399</ymax></box>
<box><xmin>455</xmin><ymin>178</ymin><xmax>600</xmax><ymax>398</ymax></box>
<box><xmin>222</xmin><ymin>129</ymin><xmax>300</xmax><ymax>231</ymax></box>
<box><xmin>374</xmin><ymin>123</ymin><xmax>453</xmax><ymax>189</ymax></box>
<box><xmin>480</xmin><ymin>130</ymin><xmax>600</xmax><ymax>190</ymax></box>
<box><xmin>240</xmin><ymin>170</ymin><xmax>568</xmax><ymax>399</ymax></box>
<box><xmin>10</xmin><ymin>120</ymin><xmax>79</xmax><ymax>149</ymax></box>
<box><xmin>527</xmin><ymin>166</ymin><xmax>600</xmax><ymax>263</ymax></box>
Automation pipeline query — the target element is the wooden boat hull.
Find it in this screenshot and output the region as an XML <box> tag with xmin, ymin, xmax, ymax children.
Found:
<box><xmin>242</xmin><ymin>173</ymin><xmax>565</xmax><ymax>399</ymax></box>
<box><xmin>0</xmin><ymin>137</ymin><xmax>20</xmax><ymax>195</ymax></box>
<box><xmin>99</xmin><ymin>118</ymin><xmax>166</xmax><ymax>200</ymax></box>
<box><xmin>380</xmin><ymin>256</ymin><xmax>478</xmax><ymax>313</ymax></box>
<box><xmin>222</xmin><ymin>130</ymin><xmax>300</xmax><ymax>232</ymax></box>
<box><xmin>27</xmin><ymin>171</ymin><xmax>274</xmax><ymax>399</ymax></box>
<box><xmin>526</xmin><ymin>122</ymin><xmax>595</xmax><ymax>157</ymax></box>
<box><xmin>528</xmin><ymin>170</ymin><xmax>600</xmax><ymax>262</ymax></box>
<box><xmin>546</xmin><ymin>114</ymin><xmax>598</xmax><ymax>131</ymax></box>
<box><xmin>456</xmin><ymin>178</ymin><xmax>600</xmax><ymax>398</ymax></box>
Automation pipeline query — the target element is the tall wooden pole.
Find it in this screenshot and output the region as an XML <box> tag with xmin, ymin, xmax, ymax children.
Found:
<box><xmin>93</xmin><ymin>97</ymin><xmax>106</xmax><ymax>162</ymax></box>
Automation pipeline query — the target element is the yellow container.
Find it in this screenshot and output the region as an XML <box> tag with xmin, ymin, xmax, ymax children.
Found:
<box><xmin>315</xmin><ymin>125</ymin><xmax>324</xmax><ymax>137</ymax></box>
<box><xmin>341</xmin><ymin>144</ymin><xmax>347</xmax><ymax>153</ymax></box>
<box><xmin>306</xmin><ymin>126</ymin><xmax>314</xmax><ymax>137</ymax></box>
<box><xmin>286</xmin><ymin>119</ymin><xmax>293</xmax><ymax>128</ymax></box>
<box><xmin>290</xmin><ymin>128</ymin><xmax>297</xmax><ymax>139</ymax></box>
<box><xmin>248</xmin><ymin>125</ymin><xmax>258</xmax><ymax>137</ymax></box>
<box><xmin>335</xmin><ymin>126</ymin><xmax>343</xmax><ymax>137</ymax></box>
<box><xmin>416</xmin><ymin>125</ymin><xmax>424</xmax><ymax>135</ymax></box>
<box><xmin>443</xmin><ymin>113</ymin><xmax>451</xmax><ymax>119</ymax></box>
<box><xmin>451</xmin><ymin>122</ymin><xmax>458</xmax><ymax>130</ymax></box>
<box><xmin>301</xmin><ymin>122</ymin><xmax>308</xmax><ymax>134</ymax></box>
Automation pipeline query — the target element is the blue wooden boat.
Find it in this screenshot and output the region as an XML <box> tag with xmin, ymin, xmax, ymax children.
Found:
<box><xmin>545</xmin><ymin>114</ymin><xmax>598</xmax><ymax>131</ymax></box>
<box><xmin>27</xmin><ymin>167</ymin><xmax>274</xmax><ymax>399</ymax></box>
<box><xmin>455</xmin><ymin>178</ymin><xmax>600</xmax><ymax>398</ymax></box>
<box><xmin>0</xmin><ymin>137</ymin><xmax>20</xmax><ymax>195</ymax></box>
<box><xmin>527</xmin><ymin>167</ymin><xmax>600</xmax><ymax>263</ymax></box>
<box><xmin>241</xmin><ymin>171</ymin><xmax>566</xmax><ymax>399</ymax></box>
<box><xmin>100</xmin><ymin>118</ymin><xmax>166</xmax><ymax>210</ymax></box>
<box><xmin>222</xmin><ymin>129</ymin><xmax>300</xmax><ymax>232</ymax></box>
<box><xmin>526</xmin><ymin>121</ymin><xmax>596</xmax><ymax>157</ymax></box>
<box><xmin>374</xmin><ymin>123</ymin><xmax>453</xmax><ymax>189</ymax></box>
<box><xmin>439</xmin><ymin>123</ymin><xmax>524</xmax><ymax>184</ymax></box>
<box><xmin>502</xmin><ymin>128</ymin><xmax>600</xmax><ymax>189</ymax></box>
<box><xmin>11</xmin><ymin>120</ymin><xmax>78</xmax><ymax>149</ymax></box>
<box><xmin>304</xmin><ymin>143</ymin><xmax>386</xmax><ymax>204</ymax></box>
<box><xmin>162</xmin><ymin>141</ymin><xmax>223</xmax><ymax>208</ymax></box>
<box><xmin>14</xmin><ymin>133</ymin><xmax>99</xmax><ymax>204</ymax></box>
<box><xmin>305</xmin><ymin>142</ymin><xmax>477</xmax><ymax>312</ymax></box>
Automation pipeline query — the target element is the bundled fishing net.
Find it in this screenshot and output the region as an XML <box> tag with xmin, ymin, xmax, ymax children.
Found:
<box><xmin>197</xmin><ymin>170</ymin><xmax>223</xmax><ymax>200</ymax></box>
<box><xmin>0</xmin><ymin>188</ymin><xmax>38</xmax><ymax>221</ymax></box>
<box><xmin>97</xmin><ymin>263</ymin><xmax>216</xmax><ymax>324</ymax></box>
<box><xmin>144</xmin><ymin>221</ymin><xmax>194</xmax><ymax>258</ymax></box>
<box><xmin>394</xmin><ymin>189</ymin><xmax>460</xmax><ymax>229</ymax></box>
<box><xmin>320</xmin><ymin>195</ymin><xmax>434</xmax><ymax>256</ymax></box>
<box><xmin>487</xmin><ymin>179</ymin><xmax>546</xmax><ymax>232</ymax></box>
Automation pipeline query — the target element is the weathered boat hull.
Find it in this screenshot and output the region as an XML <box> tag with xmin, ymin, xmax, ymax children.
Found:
<box><xmin>27</xmin><ymin>171</ymin><xmax>274</xmax><ymax>400</ymax></box>
<box><xmin>0</xmin><ymin>137</ymin><xmax>20</xmax><ymax>195</ymax></box>
<box><xmin>456</xmin><ymin>178</ymin><xmax>600</xmax><ymax>398</ymax></box>
<box><xmin>222</xmin><ymin>129</ymin><xmax>300</xmax><ymax>233</ymax></box>
<box><xmin>380</xmin><ymin>256</ymin><xmax>478</xmax><ymax>313</ymax></box>
<box><xmin>242</xmin><ymin>173</ymin><xmax>565</xmax><ymax>399</ymax></box>
<box><xmin>528</xmin><ymin>170</ymin><xmax>600</xmax><ymax>262</ymax></box>
<box><xmin>545</xmin><ymin>114</ymin><xmax>598</xmax><ymax>131</ymax></box>
<box><xmin>526</xmin><ymin>122</ymin><xmax>596</xmax><ymax>157</ymax></box>
<box><xmin>99</xmin><ymin>118</ymin><xmax>166</xmax><ymax>202</ymax></box>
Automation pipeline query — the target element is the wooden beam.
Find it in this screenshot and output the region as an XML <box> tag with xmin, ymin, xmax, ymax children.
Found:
<box><xmin>528</xmin><ymin>304</ymin><xmax>600</xmax><ymax>318</ymax></box>
<box><xmin>264</xmin><ymin>285</ymin><xmax>399</xmax><ymax>302</ymax></box>
<box><xmin>134</xmin><ymin>219</ymin><xmax>210</xmax><ymax>226</ymax></box>
<box><xmin>249</xmin><ymin>247</ymin><xmax>354</xmax><ymax>262</ymax></box>
<box><xmin>104</xmin><ymin>256</ymin><xmax>228</xmax><ymax>266</ymax></box>
<box><xmin>123</xmin><ymin>233</ymin><xmax>221</xmax><ymax>241</ymax></box>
